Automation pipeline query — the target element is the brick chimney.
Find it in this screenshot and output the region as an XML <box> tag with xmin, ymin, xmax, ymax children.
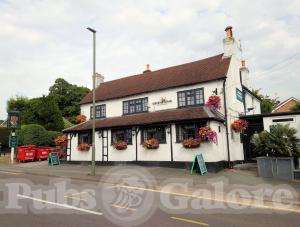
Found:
<box><xmin>223</xmin><ymin>26</ymin><xmax>238</xmax><ymax>58</ymax></box>
<box><xmin>143</xmin><ymin>64</ymin><xmax>151</xmax><ymax>73</ymax></box>
<box><xmin>240</xmin><ymin>60</ymin><xmax>249</xmax><ymax>86</ymax></box>
<box><xmin>95</xmin><ymin>73</ymin><xmax>104</xmax><ymax>87</ymax></box>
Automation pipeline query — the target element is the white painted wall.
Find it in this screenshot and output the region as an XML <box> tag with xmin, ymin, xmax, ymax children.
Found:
<box><xmin>263</xmin><ymin>114</ymin><xmax>300</xmax><ymax>138</ymax></box>
<box><xmin>244</xmin><ymin>92</ymin><xmax>261</xmax><ymax>115</ymax></box>
<box><xmin>80</xmin><ymin>80</ymin><xmax>225</xmax><ymax>120</ymax></box>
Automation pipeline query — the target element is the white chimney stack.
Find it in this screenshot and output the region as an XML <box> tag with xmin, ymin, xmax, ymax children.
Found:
<box><xmin>95</xmin><ymin>73</ymin><xmax>104</xmax><ymax>87</ymax></box>
<box><xmin>240</xmin><ymin>60</ymin><xmax>249</xmax><ymax>86</ymax></box>
<box><xmin>223</xmin><ymin>26</ymin><xmax>239</xmax><ymax>58</ymax></box>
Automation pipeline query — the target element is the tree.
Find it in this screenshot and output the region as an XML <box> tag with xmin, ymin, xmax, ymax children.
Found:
<box><xmin>252</xmin><ymin>89</ymin><xmax>280</xmax><ymax>113</ymax></box>
<box><xmin>291</xmin><ymin>103</ymin><xmax>300</xmax><ymax>112</ymax></box>
<box><xmin>251</xmin><ymin>124</ymin><xmax>300</xmax><ymax>157</ymax></box>
<box><xmin>34</xmin><ymin>96</ymin><xmax>64</xmax><ymax>131</ymax></box>
<box><xmin>48</xmin><ymin>78</ymin><xmax>90</xmax><ymax>122</ymax></box>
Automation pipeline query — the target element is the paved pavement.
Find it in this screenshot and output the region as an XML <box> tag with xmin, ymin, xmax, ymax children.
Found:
<box><xmin>0</xmin><ymin>162</ymin><xmax>300</xmax><ymax>226</ymax></box>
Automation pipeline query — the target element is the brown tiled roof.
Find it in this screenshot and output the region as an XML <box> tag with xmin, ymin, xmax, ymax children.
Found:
<box><xmin>80</xmin><ymin>54</ymin><xmax>230</xmax><ymax>104</ymax></box>
<box><xmin>64</xmin><ymin>107</ymin><xmax>224</xmax><ymax>132</ymax></box>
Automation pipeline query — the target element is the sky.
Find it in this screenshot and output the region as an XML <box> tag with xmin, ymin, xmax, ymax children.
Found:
<box><xmin>0</xmin><ymin>0</ymin><xmax>300</xmax><ymax>119</ymax></box>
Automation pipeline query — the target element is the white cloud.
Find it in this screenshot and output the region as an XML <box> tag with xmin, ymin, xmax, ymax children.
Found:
<box><xmin>0</xmin><ymin>0</ymin><xmax>299</xmax><ymax>119</ymax></box>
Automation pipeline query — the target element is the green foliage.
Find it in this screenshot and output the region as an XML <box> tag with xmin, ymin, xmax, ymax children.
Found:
<box><xmin>0</xmin><ymin>127</ymin><xmax>10</xmax><ymax>146</ymax></box>
<box><xmin>291</xmin><ymin>103</ymin><xmax>300</xmax><ymax>111</ymax></box>
<box><xmin>47</xmin><ymin>131</ymin><xmax>62</xmax><ymax>146</ymax></box>
<box><xmin>17</xmin><ymin>124</ymin><xmax>50</xmax><ymax>146</ymax></box>
<box><xmin>49</xmin><ymin>78</ymin><xmax>90</xmax><ymax>123</ymax></box>
<box><xmin>251</xmin><ymin>124</ymin><xmax>300</xmax><ymax>157</ymax></box>
<box><xmin>252</xmin><ymin>89</ymin><xmax>280</xmax><ymax>113</ymax></box>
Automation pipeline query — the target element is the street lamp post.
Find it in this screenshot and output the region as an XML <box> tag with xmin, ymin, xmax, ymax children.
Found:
<box><xmin>87</xmin><ymin>27</ymin><xmax>96</xmax><ymax>176</ymax></box>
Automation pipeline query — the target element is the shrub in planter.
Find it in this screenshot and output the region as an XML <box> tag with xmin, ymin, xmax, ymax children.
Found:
<box><xmin>205</xmin><ymin>95</ymin><xmax>221</xmax><ymax>110</ymax></box>
<box><xmin>251</xmin><ymin>124</ymin><xmax>300</xmax><ymax>157</ymax></box>
<box><xmin>182</xmin><ymin>138</ymin><xmax>200</xmax><ymax>148</ymax></box>
<box><xmin>198</xmin><ymin>126</ymin><xmax>217</xmax><ymax>144</ymax></box>
<box><xmin>112</xmin><ymin>140</ymin><xmax>128</xmax><ymax>150</ymax></box>
<box><xmin>78</xmin><ymin>143</ymin><xmax>90</xmax><ymax>151</ymax></box>
<box><xmin>231</xmin><ymin>119</ymin><xmax>248</xmax><ymax>133</ymax></box>
<box><xmin>143</xmin><ymin>138</ymin><xmax>159</xmax><ymax>149</ymax></box>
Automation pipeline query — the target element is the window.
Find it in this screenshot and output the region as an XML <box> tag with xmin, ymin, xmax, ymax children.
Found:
<box><xmin>272</xmin><ymin>118</ymin><xmax>294</xmax><ymax>123</ymax></box>
<box><xmin>90</xmin><ymin>104</ymin><xmax>106</xmax><ymax>119</ymax></box>
<box><xmin>236</xmin><ymin>88</ymin><xmax>244</xmax><ymax>102</ymax></box>
<box><xmin>177</xmin><ymin>88</ymin><xmax>204</xmax><ymax>108</ymax></box>
<box><xmin>78</xmin><ymin>132</ymin><xmax>91</xmax><ymax>145</ymax></box>
<box><xmin>176</xmin><ymin>123</ymin><xmax>206</xmax><ymax>142</ymax></box>
<box><xmin>123</xmin><ymin>97</ymin><xmax>148</xmax><ymax>115</ymax></box>
<box><xmin>141</xmin><ymin>126</ymin><xmax>166</xmax><ymax>143</ymax></box>
<box><xmin>111</xmin><ymin>128</ymin><xmax>132</xmax><ymax>144</ymax></box>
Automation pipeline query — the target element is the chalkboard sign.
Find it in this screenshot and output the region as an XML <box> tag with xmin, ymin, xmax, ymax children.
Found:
<box><xmin>190</xmin><ymin>153</ymin><xmax>208</xmax><ymax>175</ymax></box>
<box><xmin>48</xmin><ymin>152</ymin><xmax>60</xmax><ymax>166</ymax></box>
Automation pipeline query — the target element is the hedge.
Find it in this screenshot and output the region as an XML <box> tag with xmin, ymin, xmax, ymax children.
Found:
<box><xmin>17</xmin><ymin>124</ymin><xmax>62</xmax><ymax>146</ymax></box>
<box><xmin>0</xmin><ymin>127</ymin><xmax>10</xmax><ymax>146</ymax></box>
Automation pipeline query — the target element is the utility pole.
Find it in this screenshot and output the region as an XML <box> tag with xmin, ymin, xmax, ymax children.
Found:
<box><xmin>87</xmin><ymin>27</ymin><xmax>96</xmax><ymax>176</ymax></box>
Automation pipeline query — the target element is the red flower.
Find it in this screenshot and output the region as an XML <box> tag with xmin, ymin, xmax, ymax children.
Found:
<box><xmin>143</xmin><ymin>138</ymin><xmax>159</xmax><ymax>149</ymax></box>
<box><xmin>78</xmin><ymin>143</ymin><xmax>90</xmax><ymax>151</ymax></box>
<box><xmin>112</xmin><ymin>140</ymin><xmax>128</xmax><ymax>150</ymax></box>
<box><xmin>231</xmin><ymin>119</ymin><xmax>248</xmax><ymax>133</ymax></box>
<box><xmin>205</xmin><ymin>96</ymin><xmax>221</xmax><ymax>110</ymax></box>
<box><xmin>75</xmin><ymin>115</ymin><xmax>87</xmax><ymax>123</ymax></box>
<box><xmin>198</xmin><ymin>126</ymin><xmax>218</xmax><ymax>144</ymax></box>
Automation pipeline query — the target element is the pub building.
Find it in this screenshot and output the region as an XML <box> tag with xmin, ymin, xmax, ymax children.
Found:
<box><xmin>64</xmin><ymin>26</ymin><xmax>261</xmax><ymax>172</ymax></box>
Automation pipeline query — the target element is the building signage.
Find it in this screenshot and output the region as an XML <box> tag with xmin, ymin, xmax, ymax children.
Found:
<box><xmin>152</xmin><ymin>97</ymin><xmax>172</xmax><ymax>106</ymax></box>
<box><xmin>7</xmin><ymin>111</ymin><xmax>21</xmax><ymax>130</ymax></box>
<box><xmin>236</xmin><ymin>88</ymin><xmax>244</xmax><ymax>102</ymax></box>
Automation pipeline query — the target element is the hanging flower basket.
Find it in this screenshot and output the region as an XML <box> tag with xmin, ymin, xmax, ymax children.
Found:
<box><xmin>75</xmin><ymin>115</ymin><xmax>87</xmax><ymax>123</ymax></box>
<box><xmin>143</xmin><ymin>138</ymin><xmax>159</xmax><ymax>149</ymax></box>
<box><xmin>205</xmin><ymin>95</ymin><xmax>221</xmax><ymax>110</ymax></box>
<box><xmin>112</xmin><ymin>140</ymin><xmax>128</xmax><ymax>150</ymax></box>
<box><xmin>231</xmin><ymin>119</ymin><xmax>248</xmax><ymax>133</ymax></box>
<box><xmin>78</xmin><ymin>143</ymin><xmax>90</xmax><ymax>151</ymax></box>
<box><xmin>54</xmin><ymin>134</ymin><xmax>68</xmax><ymax>147</ymax></box>
<box><xmin>182</xmin><ymin>138</ymin><xmax>200</xmax><ymax>148</ymax></box>
<box><xmin>198</xmin><ymin>126</ymin><xmax>218</xmax><ymax>144</ymax></box>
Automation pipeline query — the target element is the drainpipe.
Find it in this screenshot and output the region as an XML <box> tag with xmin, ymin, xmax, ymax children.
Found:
<box><xmin>223</xmin><ymin>79</ymin><xmax>232</xmax><ymax>168</ymax></box>
<box><xmin>169</xmin><ymin>124</ymin><xmax>173</xmax><ymax>162</ymax></box>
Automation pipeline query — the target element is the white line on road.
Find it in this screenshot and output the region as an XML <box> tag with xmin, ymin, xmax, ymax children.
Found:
<box><xmin>17</xmin><ymin>194</ymin><xmax>102</xmax><ymax>216</ymax></box>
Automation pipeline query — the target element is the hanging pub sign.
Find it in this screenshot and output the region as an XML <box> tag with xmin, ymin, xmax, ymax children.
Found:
<box><xmin>190</xmin><ymin>153</ymin><xmax>208</xmax><ymax>175</ymax></box>
<box><xmin>7</xmin><ymin>111</ymin><xmax>21</xmax><ymax>130</ymax></box>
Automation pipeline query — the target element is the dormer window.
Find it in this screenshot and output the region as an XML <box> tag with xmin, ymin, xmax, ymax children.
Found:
<box><xmin>90</xmin><ymin>104</ymin><xmax>106</xmax><ymax>119</ymax></box>
<box><xmin>123</xmin><ymin>97</ymin><xmax>148</xmax><ymax>115</ymax></box>
<box><xmin>177</xmin><ymin>88</ymin><xmax>204</xmax><ymax>108</ymax></box>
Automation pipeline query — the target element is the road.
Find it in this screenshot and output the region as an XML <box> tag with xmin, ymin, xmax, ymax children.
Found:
<box><xmin>0</xmin><ymin>170</ymin><xmax>300</xmax><ymax>227</ymax></box>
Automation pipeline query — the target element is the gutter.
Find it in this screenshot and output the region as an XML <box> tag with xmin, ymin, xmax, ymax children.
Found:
<box><xmin>223</xmin><ymin>78</ymin><xmax>231</xmax><ymax>168</ymax></box>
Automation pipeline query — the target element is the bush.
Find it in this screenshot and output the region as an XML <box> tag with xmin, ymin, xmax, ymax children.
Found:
<box><xmin>251</xmin><ymin>124</ymin><xmax>300</xmax><ymax>157</ymax></box>
<box><xmin>17</xmin><ymin>124</ymin><xmax>53</xmax><ymax>146</ymax></box>
<box><xmin>47</xmin><ymin>131</ymin><xmax>62</xmax><ymax>146</ymax></box>
<box><xmin>0</xmin><ymin>127</ymin><xmax>10</xmax><ymax>147</ymax></box>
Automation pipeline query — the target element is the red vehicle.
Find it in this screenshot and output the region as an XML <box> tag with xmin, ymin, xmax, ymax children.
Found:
<box><xmin>35</xmin><ymin>147</ymin><xmax>51</xmax><ymax>160</ymax></box>
<box><xmin>17</xmin><ymin>145</ymin><xmax>36</xmax><ymax>162</ymax></box>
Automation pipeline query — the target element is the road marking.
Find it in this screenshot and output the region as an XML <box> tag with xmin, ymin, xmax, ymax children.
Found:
<box><xmin>17</xmin><ymin>194</ymin><xmax>102</xmax><ymax>216</ymax></box>
<box><xmin>113</xmin><ymin>185</ymin><xmax>300</xmax><ymax>214</ymax></box>
<box><xmin>111</xmin><ymin>204</ymin><xmax>136</xmax><ymax>211</ymax></box>
<box><xmin>171</xmin><ymin>217</ymin><xmax>209</xmax><ymax>226</ymax></box>
<box><xmin>0</xmin><ymin>170</ymin><xmax>22</xmax><ymax>175</ymax></box>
